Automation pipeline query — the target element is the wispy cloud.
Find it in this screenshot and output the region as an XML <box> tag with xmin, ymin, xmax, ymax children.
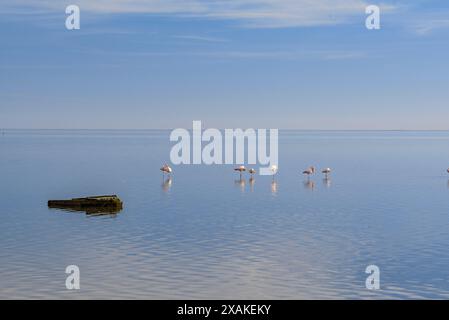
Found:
<box><xmin>413</xmin><ymin>19</ymin><xmax>449</xmax><ymax>35</ymax></box>
<box><xmin>75</xmin><ymin>47</ymin><xmax>365</xmax><ymax>61</ymax></box>
<box><xmin>194</xmin><ymin>50</ymin><xmax>365</xmax><ymax>60</ymax></box>
<box><xmin>171</xmin><ymin>35</ymin><xmax>228</xmax><ymax>43</ymax></box>
<box><xmin>321</xmin><ymin>51</ymin><xmax>365</xmax><ymax>60</ymax></box>
<box><xmin>1</xmin><ymin>0</ymin><xmax>389</xmax><ymax>28</ymax></box>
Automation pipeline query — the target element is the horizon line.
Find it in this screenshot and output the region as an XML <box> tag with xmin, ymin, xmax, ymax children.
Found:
<box><xmin>2</xmin><ymin>128</ymin><xmax>449</xmax><ymax>132</ymax></box>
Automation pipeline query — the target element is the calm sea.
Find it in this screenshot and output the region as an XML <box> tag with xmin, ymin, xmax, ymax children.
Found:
<box><xmin>1</xmin><ymin>130</ymin><xmax>449</xmax><ymax>299</ymax></box>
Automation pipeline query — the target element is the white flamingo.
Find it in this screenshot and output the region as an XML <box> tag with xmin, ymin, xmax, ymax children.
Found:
<box><xmin>248</xmin><ymin>168</ymin><xmax>256</xmax><ymax>177</ymax></box>
<box><xmin>322</xmin><ymin>168</ymin><xmax>331</xmax><ymax>178</ymax></box>
<box><xmin>270</xmin><ymin>165</ymin><xmax>278</xmax><ymax>180</ymax></box>
<box><xmin>160</xmin><ymin>164</ymin><xmax>172</xmax><ymax>176</ymax></box>
<box><xmin>234</xmin><ymin>165</ymin><xmax>246</xmax><ymax>179</ymax></box>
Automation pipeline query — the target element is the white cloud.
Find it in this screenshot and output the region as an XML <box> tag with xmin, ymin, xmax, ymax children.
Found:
<box><xmin>413</xmin><ymin>19</ymin><xmax>449</xmax><ymax>35</ymax></box>
<box><xmin>74</xmin><ymin>46</ymin><xmax>364</xmax><ymax>61</ymax></box>
<box><xmin>1</xmin><ymin>0</ymin><xmax>389</xmax><ymax>28</ymax></box>
<box><xmin>171</xmin><ymin>35</ymin><xmax>228</xmax><ymax>42</ymax></box>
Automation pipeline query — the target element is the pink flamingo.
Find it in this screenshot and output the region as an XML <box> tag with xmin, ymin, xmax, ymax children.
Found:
<box><xmin>234</xmin><ymin>165</ymin><xmax>246</xmax><ymax>179</ymax></box>
<box><xmin>302</xmin><ymin>166</ymin><xmax>315</xmax><ymax>180</ymax></box>
<box><xmin>160</xmin><ymin>164</ymin><xmax>172</xmax><ymax>177</ymax></box>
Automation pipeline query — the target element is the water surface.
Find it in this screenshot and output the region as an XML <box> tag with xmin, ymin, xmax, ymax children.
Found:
<box><xmin>1</xmin><ymin>130</ymin><xmax>449</xmax><ymax>299</ymax></box>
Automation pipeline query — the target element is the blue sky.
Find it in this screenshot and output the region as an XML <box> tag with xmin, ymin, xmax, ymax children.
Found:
<box><xmin>1</xmin><ymin>0</ymin><xmax>449</xmax><ymax>129</ymax></box>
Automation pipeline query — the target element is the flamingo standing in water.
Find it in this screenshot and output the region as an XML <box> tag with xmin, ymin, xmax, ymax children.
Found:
<box><xmin>322</xmin><ymin>168</ymin><xmax>331</xmax><ymax>178</ymax></box>
<box><xmin>234</xmin><ymin>165</ymin><xmax>246</xmax><ymax>179</ymax></box>
<box><xmin>160</xmin><ymin>164</ymin><xmax>172</xmax><ymax>177</ymax></box>
<box><xmin>302</xmin><ymin>166</ymin><xmax>315</xmax><ymax>180</ymax></box>
<box><xmin>270</xmin><ymin>165</ymin><xmax>278</xmax><ymax>180</ymax></box>
<box><xmin>248</xmin><ymin>168</ymin><xmax>256</xmax><ymax>177</ymax></box>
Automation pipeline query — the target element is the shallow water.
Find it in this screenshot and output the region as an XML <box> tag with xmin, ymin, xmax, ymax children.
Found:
<box><xmin>1</xmin><ymin>130</ymin><xmax>449</xmax><ymax>299</ymax></box>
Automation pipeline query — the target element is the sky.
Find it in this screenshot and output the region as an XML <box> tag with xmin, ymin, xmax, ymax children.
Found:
<box><xmin>1</xmin><ymin>0</ymin><xmax>449</xmax><ymax>130</ymax></box>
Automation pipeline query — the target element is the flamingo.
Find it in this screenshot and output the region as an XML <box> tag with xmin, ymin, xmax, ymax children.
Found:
<box><xmin>270</xmin><ymin>165</ymin><xmax>278</xmax><ymax>180</ymax></box>
<box><xmin>322</xmin><ymin>168</ymin><xmax>331</xmax><ymax>178</ymax></box>
<box><xmin>160</xmin><ymin>164</ymin><xmax>172</xmax><ymax>177</ymax></box>
<box><xmin>302</xmin><ymin>166</ymin><xmax>315</xmax><ymax>179</ymax></box>
<box><xmin>234</xmin><ymin>165</ymin><xmax>246</xmax><ymax>179</ymax></box>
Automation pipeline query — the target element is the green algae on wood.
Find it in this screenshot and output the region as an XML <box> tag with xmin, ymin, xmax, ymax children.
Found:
<box><xmin>48</xmin><ymin>195</ymin><xmax>123</xmax><ymax>214</ymax></box>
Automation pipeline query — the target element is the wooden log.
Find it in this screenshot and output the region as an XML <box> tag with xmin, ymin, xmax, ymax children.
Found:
<box><xmin>48</xmin><ymin>195</ymin><xmax>123</xmax><ymax>213</ymax></box>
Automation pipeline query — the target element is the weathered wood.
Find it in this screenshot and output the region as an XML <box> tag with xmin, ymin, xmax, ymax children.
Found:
<box><xmin>48</xmin><ymin>195</ymin><xmax>123</xmax><ymax>214</ymax></box>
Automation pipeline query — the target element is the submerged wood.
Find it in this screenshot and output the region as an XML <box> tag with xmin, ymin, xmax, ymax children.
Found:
<box><xmin>48</xmin><ymin>195</ymin><xmax>123</xmax><ymax>214</ymax></box>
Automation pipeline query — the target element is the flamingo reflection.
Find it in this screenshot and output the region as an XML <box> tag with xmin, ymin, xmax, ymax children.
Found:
<box><xmin>161</xmin><ymin>177</ymin><xmax>172</xmax><ymax>192</ymax></box>
<box><xmin>234</xmin><ymin>178</ymin><xmax>246</xmax><ymax>192</ymax></box>
<box><xmin>271</xmin><ymin>180</ymin><xmax>278</xmax><ymax>195</ymax></box>
<box><xmin>249</xmin><ymin>177</ymin><xmax>255</xmax><ymax>192</ymax></box>
<box><xmin>303</xmin><ymin>180</ymin><xmax>315</xmax><ymax>191</ymax></box>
